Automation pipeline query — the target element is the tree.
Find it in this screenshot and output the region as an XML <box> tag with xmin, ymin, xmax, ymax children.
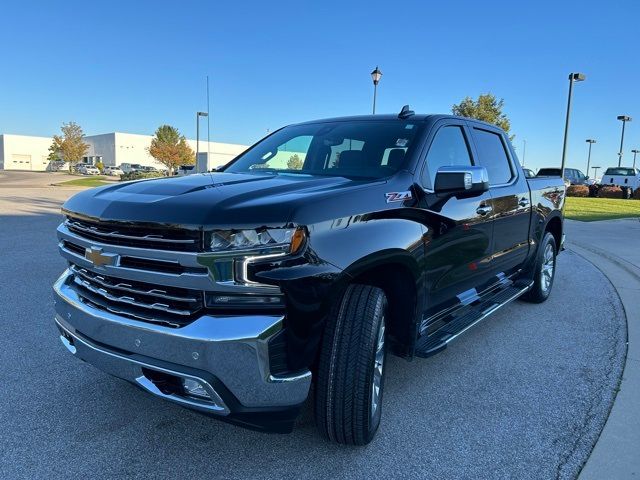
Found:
<box><xmin>452</xmin><ymin>93</ymin><xmax>513</xmax><ymax>139</ymax></box>
<box><xmin>48</xmin><ymin>122</ymin><xmax>89</xmax><ymax>172</ymax></box>
<box><xmin>148</xmin><ymin>125</ymin><xmax>195</xmax><ymax>174</ymax></box>
<box><xmin>287</xmin><ymin>154</ymin><xmax>303</xmax><ymax>170</ymax></box>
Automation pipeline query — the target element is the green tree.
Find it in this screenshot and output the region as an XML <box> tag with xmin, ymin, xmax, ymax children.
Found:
<box><xmin>452</xmin><ymin>93</ymin><xmax>513</xmax><ymax>139</ymax></box>
<box><xmin>148</xmin><ymin>125</ymin><xmax>195</xmax><ymax>174</ymax></box>
<box><xmin>49</xmin><ymin>122</ymin><xmax>89</xmax><ymax>172</ymax></box>
<box><xmin>287</xmin><ymin>154</ymin><xmax>303</xmax><ymax>170</ymax></box>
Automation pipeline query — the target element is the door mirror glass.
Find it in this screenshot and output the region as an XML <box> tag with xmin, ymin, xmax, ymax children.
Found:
<box><xmin>434</xmin><ymin>165</ymin><xmax>489</xmax><ymax>196</ymax></box>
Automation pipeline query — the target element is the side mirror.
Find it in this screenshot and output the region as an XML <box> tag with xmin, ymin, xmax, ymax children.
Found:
<box><xmin>434</xmin><ymin>166</ymin><xmax>489</xmax><ymax>196</ymax></box>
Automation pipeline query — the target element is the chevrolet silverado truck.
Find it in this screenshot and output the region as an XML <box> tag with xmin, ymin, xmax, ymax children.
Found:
<box><xmin>53</xmin><ymin>108</ymin><xmax>565</xmax><ymax>445</ymax></box>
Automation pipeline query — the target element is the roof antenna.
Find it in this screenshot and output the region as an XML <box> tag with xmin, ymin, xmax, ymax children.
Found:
<box><xmin>398</xmin><ymin>104</ymin><xmax>415</xmax><ymax>119</ymax></box>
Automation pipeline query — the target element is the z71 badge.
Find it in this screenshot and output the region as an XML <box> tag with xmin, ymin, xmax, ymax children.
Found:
<box><xmin>385</xmin><ymin>191</ymin><xmax>413</xmax><ymax>203</ymax></box>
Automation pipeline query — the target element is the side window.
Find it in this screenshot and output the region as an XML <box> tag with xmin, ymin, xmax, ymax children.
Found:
<box><xmin>472</xmin><ymin>128</ymin><xmax>513</xmax><ymax>185</ymax></box>
<box><xmin>422</xmin><ymin>125</ymin><xmax>472</xmax><ymax>188</ymax></box>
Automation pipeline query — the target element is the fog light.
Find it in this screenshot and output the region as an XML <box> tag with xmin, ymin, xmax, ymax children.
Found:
<box><xmin>182</xmin><ymin>378</ymin><xmax>211</xmax><ymax>399</ymax></box>
<box><xmin>205</xmin><ymin>293</ymin><xmax>284</xmax><ymax>308</ymax></box>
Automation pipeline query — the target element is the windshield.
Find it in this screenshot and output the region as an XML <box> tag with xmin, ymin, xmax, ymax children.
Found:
<box><xmin>224</xmin><ymin>120</ymin><xmax>423</xmax><ymax>179</ymax></box>
<box><xmin>604</xmin><ymin>167</ymin><xmax>638</xmax><ymax>176</ymax></box>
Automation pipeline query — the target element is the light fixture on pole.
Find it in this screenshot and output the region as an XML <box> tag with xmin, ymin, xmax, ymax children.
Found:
<box><xmin>196</xmin><ymin>111</ymin><xmax>208</xmax><ymax>171</ymax></box>
<box><xmin>617</xmin><ymin>115</ymin><xmax>632</xmax><ymax>167</ymax></box>
<box><xmin>560</xmin><ymin>72</ymin><xmax>586</xmax><ymax>179</ymax></box>
<box><xmin>591</xmin><ymin>166</ymin><xmax>601</xmax><ymax>181</ymax></box>
<box><xmin>585</xmin><ymin>139</ymin><xmax>596</xmax><ymax>178</ymax></box>
<box><xmin>370</xmin><ymin>66</ymin><xmax>382</xmax><ymax>114</ymax></box>
<box><xmin>632</xmin><ymin>149</ymin><xmax>639</xmax><ymax>170</ymax></box>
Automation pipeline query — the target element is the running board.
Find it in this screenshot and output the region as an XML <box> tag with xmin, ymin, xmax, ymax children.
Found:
<box><xmin>415</xmin><ymin>280</ymin><xmax>533</xmax><ymax>358</ymax></box>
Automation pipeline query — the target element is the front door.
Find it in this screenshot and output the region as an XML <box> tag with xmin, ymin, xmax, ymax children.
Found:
<box><xmin>416</xmin><ymin>121</ymin><xmax>496</xmax><ymax>317</ymax></box>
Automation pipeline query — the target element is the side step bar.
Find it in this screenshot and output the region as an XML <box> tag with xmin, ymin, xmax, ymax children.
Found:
<box><xmin>415</xmin><ymin>280</ymin><xmax>533</xmax><ymax>358</ymax></box>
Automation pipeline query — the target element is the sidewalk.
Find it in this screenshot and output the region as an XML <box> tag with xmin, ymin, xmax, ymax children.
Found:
<box><xmin>566</xmin><ymin>219</ymin><xmax>640</xmax><ymax>479</ymax></box>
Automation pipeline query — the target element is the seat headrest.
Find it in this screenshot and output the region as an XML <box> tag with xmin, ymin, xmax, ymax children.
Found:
<box><xmin>338</xmin><ymin>150</ymin><xmax>362</xmax><ymax>169</ymax></box>
<box><xmin>387</xmin><ymin>149</ymin><xmax>406</xmax><ymax>169</ymax></box>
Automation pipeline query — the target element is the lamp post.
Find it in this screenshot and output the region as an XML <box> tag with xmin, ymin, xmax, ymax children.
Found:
<box><xmin>632</xmin><ymin>149</ymin><xmax>639</xmax><ymax>169</ymax></box>
<box><xmin>370</xmin><ymin>66</ymin><xmax>382</xmax><ymax>114</ymax></box>
<box><xmin>617</xmin><ymin>115</ymin><xmax>632</xmax><ymax>167</ymax></box>
<box><xmin>585</xmin><ymin>139</ymin><xmax>596</xmax><ymax>178</ymax></box>
<box><xmin>592</xmin><ymin>166</ymin><xmax>601</xmax><ymax>182</ymax></box>
<box><xmin>196</xmin><ymin>111</ymin><xmax>208</xmax><ymax>171</ymax></box>
<box><xmin>560</xmin><ymin>73</ymin><xmax>586</xmax><ymax>179</ymax></box>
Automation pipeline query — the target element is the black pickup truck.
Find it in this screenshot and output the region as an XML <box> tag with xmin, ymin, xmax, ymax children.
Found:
<box><xmin>53</xmin><ymin>108</ymin><xmax>565</xmax><ymax>445</ymax></box>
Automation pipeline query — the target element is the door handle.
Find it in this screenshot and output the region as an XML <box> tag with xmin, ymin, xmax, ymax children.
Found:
<box><xmin>518</xmin><ymin>197</ymin><xmax>530</xmax><ymax>207</ymax></box>
<box><xmin>476</xmin><ymin>205</ymin><xmax>493</xmax><ymax>216</ymax></box>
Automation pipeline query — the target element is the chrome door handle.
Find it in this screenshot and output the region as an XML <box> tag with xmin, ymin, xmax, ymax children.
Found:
<box><xmin>476</xmin><ymin>205</ymin><xmax>493</xmax><ymax>216</ymax></box>
<box><xmin>518</xmin><ymin>197</ymin><xmax>530</xmax><ymax>207</ymax></box>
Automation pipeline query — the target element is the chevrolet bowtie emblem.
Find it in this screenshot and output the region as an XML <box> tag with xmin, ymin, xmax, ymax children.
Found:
<box><xmin>84</xmin><ymin>246</ymin><xmax>118</xmax><ymax>267</ymax></box>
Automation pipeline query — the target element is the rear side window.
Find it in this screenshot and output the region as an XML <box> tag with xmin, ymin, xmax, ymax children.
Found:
<box><xmin>472</xmin><ymin>129</ymin><xmax>513</xmax><ymax>185</ymax></box>
<box><xmin>422</xmin><ymin>125</ymin><xmax>472</xmax><ymax>188</ymax></box>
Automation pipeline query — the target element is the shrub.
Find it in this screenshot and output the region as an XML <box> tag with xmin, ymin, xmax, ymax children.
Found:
<box><xmin>566</xmin><ymin>185</ymin><xmax>589</xmax><ymax>197</ymax></box>
<box><xmin>588</xmin><ymin>184</ymin><xmax>600</xmax><ymax>197</ymax></box>
<box><xmin>597</xmin><ymin>185</ymin><xmax>623</xmax><ymax>199</ymax></box>
<box><xmin>633</xmin><ymin>188</ymin><xmax>640</xmax><ymax>200</ymax></box>
<box><xmin>120</xmin><ymin>171</ymin><xmax>165</xmax><ymax>182</ymax></box>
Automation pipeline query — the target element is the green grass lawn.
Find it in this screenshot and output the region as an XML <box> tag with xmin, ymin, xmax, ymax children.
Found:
<box><xmin>565</xmin><ymin>196</ymin><xmax>640</xmax><ymax>221</ymax></box>
<box><xmin>53</xmin><ymin>176</ymin><xmax>111</xmax><ymax>187</ymax></box>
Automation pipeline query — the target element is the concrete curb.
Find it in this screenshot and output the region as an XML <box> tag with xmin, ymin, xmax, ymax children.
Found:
<box><xmin>567</xmin><ymin>240</ymin><xmax>640</xmax><ymax>479</ymax></box>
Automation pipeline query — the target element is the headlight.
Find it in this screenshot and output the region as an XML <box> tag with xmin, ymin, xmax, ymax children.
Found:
<box><xmin>207</xmin><ymin>227</ymin><xmax>306</xmax><ymax>254</ymax></box>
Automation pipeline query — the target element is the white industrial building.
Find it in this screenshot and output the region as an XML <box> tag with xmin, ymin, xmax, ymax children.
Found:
<box><xmin>0</xmin><ymin>132</ymin><xmax>247</xmax><ymax>172</ymax></box>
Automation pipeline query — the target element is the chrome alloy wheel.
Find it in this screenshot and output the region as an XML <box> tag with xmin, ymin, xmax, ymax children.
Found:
<box><xmin>370</xmin><ymin>317</ymin><xmax>386</xmax><ymax>421</ymax></box>
<box><xmin>540</xmin><ymin>243</ymin><xmax>555</xmax><ymax>293</ymax></box>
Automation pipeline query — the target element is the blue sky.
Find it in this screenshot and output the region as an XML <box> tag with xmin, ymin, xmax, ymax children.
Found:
<box><xmin>0</xmin><ymin>0</ymin><xmax>638</xmax><ymax>173</ymax></box>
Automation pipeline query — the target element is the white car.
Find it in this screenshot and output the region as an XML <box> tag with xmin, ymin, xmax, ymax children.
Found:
<box><xmin>104</xmin><ymin>166</ymin><xmax>124</xmax><ymax>176</ymax></box>
<box><xmin>80</xmin><ymin>165</ymin><xmax>101</xmax><ymax>175</ymax></box>
<box><xmin>601</xmin><ymin>167</ymin><xmax>640</xmax><ymax>190</ymax></box>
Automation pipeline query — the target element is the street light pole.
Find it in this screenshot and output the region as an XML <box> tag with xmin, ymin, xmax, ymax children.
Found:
<box><xmin>592</xmin><ymin>166</ymin><xmax>601</xmax><ymax>181</ymax></box>
<box><xmin>370</xmin><ymin>66</ymin><xmax>382</xmax><ymax>114</ymax></box>
<box><xmin>585</xmin><ymin>139</ymin><xmax>596</xmax><ymax>178</ymax></box>
<box><xmin>632</xmin><ymin>149</ymin><xmax>639</xmax><ymax>170</ymax></box>
<box><xmin>196</xmin><ymin>111</ymin><xmax>208</xmax><ymax>172</ymax></box>
<box><xmin>560</xmin><ymin>73</ymin><xmax>586</xmax><ymax>179</ymax></box>
<box><xmin>522</xmin><ymin>139</ymin><xmax>527</xmax><ymax>166</ymax></box>
<box><xmin>617</xmin><ymin>115</ymin><xmax>632</xmax><ymax>167</ymax></box>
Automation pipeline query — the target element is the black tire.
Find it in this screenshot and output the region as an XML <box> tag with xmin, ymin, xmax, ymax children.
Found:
<box><xmin>521</xmin><ymin>232</ymin><xmax>557</xmax><ymax>303</ymax></box>
<box><xmin>314</xmin><ymin>284</ymin><xmax>387</xmax><ymax>445</ymax></box>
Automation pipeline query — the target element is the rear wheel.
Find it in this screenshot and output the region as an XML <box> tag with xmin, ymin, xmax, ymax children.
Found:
<box><xmin>314</xmin><ymin>284</ymin><xmax>387</xmax><ymax>445</ymax></box>
<box><xmin>521</xmin><ymin>232</ymin><xmax>557</xmax><ymax>303</ymax></box>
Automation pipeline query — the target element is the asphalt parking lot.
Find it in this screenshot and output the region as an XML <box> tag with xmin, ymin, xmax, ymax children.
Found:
<box><xmin>0</xmin><ymin>173</ymin><xmax>627</xmax><ymax>479</ymax></box>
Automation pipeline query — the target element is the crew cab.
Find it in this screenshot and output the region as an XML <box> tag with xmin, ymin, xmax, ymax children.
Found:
<box><xmin>53</xmin><ymin>109</ymin><xmax>565</xmax><ymax>445</ymax></box>
<box><xmin>602</xmin><ymin>166</ymin><xmax>640</xmax><ymax>190</ymax></box>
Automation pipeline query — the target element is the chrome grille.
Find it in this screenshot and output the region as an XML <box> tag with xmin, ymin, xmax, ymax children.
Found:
<box><xmin>69</xmin><ymin>264</ymin><xmax>203</xmax><ymax>326</ymax></box>
<box><xmin>65</xmin><ymin>217</ymin><xmax>202</xmax><ymax>252</ymax></box>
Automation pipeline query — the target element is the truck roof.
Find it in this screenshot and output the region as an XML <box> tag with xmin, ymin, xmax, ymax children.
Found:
<box><xmin>295</xmin><ymin>114</ymin><xmax>502</xmax><ymax>131</ymax></box>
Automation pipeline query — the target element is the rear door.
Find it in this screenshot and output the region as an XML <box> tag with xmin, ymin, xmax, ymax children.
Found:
<box><xmin>417</xmin><ymin>120</ymin><xmax>496</xmax><ymax>314</ymax></box>
<box><xmin>469</xmin><ymin>125</ymin><xmax>531</xmax><ymax>276</ymax></box>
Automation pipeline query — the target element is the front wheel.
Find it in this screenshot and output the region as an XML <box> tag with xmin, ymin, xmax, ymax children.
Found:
<box><xmin>521</xmin><ymin>232</ymin><xmax>557</xmax><ymax>303</ymax></box>
<box><xmin>314</xmin><ymin>284</ymin><xmax>387</xmax><ymax>445</ymax></box>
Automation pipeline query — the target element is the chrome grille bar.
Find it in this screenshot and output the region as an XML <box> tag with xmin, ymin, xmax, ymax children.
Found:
<box><xmin>69</xmin><ymin>265</ymin><xmax>200</xmax><ymax>303</ymax></box>
<box><xmin>66</xmin><ymin>219</ymin><xmax>197</xmax><ymax>245</ymax></box>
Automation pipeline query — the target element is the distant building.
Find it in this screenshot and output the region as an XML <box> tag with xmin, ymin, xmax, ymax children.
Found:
<box><xmin>0</xmin><ymin>132</ymin><xmax>247</xmax><ymax>171</ymax></box>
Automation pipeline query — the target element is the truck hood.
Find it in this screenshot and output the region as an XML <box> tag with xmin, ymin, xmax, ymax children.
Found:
<box><xmin>62</xmin><ymin>172</ymin><xmax>372</xmax><ymax>228</ymax></box>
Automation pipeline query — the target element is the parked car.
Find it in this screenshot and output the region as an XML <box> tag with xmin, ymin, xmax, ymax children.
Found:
<box><xmin>601</xmin><ymin>167</ymin><xmax>640</xmax><ymax>190</ymax></box>
<box><xmin>138</xmin><ymin>166</ymin><xmax>159</xmax><ymax>172</ymax></box>
<box><xmin>54</xmin><ymin>110</ymin><xmax>565</xmax><ymax>445</ymax></box>
<box><xmin>522</xmin><ymin>167</ymin><xmax>535</xmax><ymax>178</ymax></box>
<box><xmin>49</xmin><ymin>160</ymin><xmax>69</xmax><ymax>172</ymax></box>
<box><xmin>79</xmin><ymin>165</ymin><xmax>100</xmax><ymax>175</ymax></box>
<box><xmin>176</xmin><ymin>165</ymin><xmax>195</xmax><ymax>176</ymax></box>
<box><xmin>104</xmin><ymin>166</ymin><xmax>124</xmax><ymax>176</ymax></box>
<box><xmin>537</xmin><ymin>167</ymin><xmax>588</xmax><ymax>186</ymax></box>
<box><xmin>120</xmin><ymin>163</ymin><xmax>144</xmax><ymax>173</ymax></box>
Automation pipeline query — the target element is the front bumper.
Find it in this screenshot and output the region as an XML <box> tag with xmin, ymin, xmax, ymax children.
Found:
<box><xmin>53</xmin><ymin>269</ymin><xmax>311</xmax><ymax>432</ymax></box>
